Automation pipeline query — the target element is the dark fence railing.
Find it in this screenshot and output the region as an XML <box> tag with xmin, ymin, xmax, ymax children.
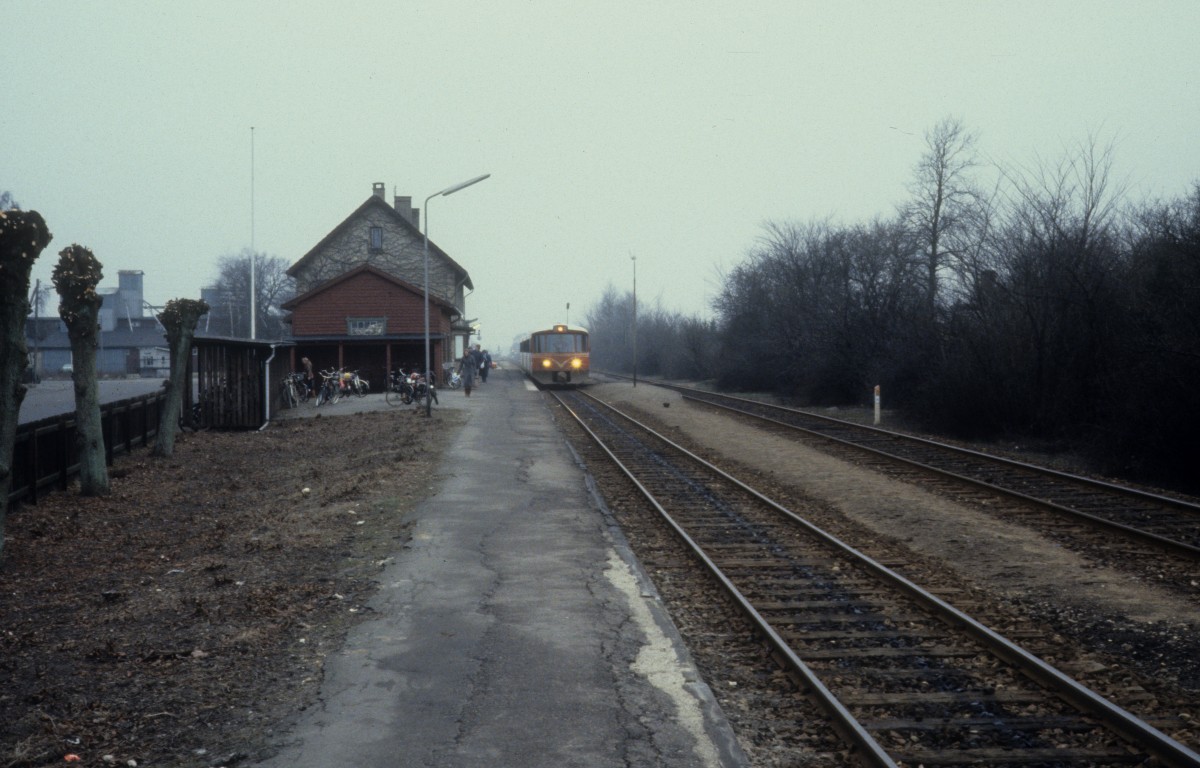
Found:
<box><xmin>8</xmin><ymin>391</ymin><xmax>169</xmax><ymax>505</ymax></box>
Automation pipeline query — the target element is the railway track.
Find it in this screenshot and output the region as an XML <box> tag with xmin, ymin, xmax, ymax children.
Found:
<box><xmin>553</xmin><ymin>388</ymin><xmax>1200</xmax><ymax>768</ymax></box>
<box><xmin>611</xmin><ymin>377</ymin><xmax>1200</xmax><ymax>562</ymax></box>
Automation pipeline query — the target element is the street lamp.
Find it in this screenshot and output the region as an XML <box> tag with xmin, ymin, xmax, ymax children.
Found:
<box><xmin>423</xmin><ymin>173</ymin><xmax>490</xmax><ymax>415</ymax></box>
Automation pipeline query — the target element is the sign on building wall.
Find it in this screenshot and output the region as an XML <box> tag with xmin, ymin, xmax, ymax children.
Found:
<box><xmin>347</xmin><ymin>317</ymin><xmax>387</xmax><ymax>336</ymax></box>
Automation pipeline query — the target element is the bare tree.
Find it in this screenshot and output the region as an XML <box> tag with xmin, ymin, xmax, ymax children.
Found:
<box><xmin>153</xmin><ymin>299</ymin><xmax>210</xmax><ymax>457</ymax></box>
<box><xmin>208</xmin><ymin>249</ymin><xmax>295</xmax><ymax>339</ymax></box>
<box><xmin>668</xmin><ymin>316</ymin><xmax>720</xmax><ymax>381</ymax></box>
<box><xmin>0</xmin><ymin>209</ymin><xmax>53</xmax><ymax>560</ymax></box>
<box><xmin>586</xmin><ymin>284</ymin><xmax>636</xmax><ymax>373</ymax></box>
<box><xmin>998</xmin><ymin>133</ymin><xmax>1124</xmax><ymax>261</ymax></box>
<box><xmin>52</xmin><ymin>245</ymin><xmax>110</xmax><ymax>495</ymax></box>
<box><xmin>1110</xmin><ymin>183</ymin><xmax>1200</xmax><ymax>482</ymax></box>
<box><xmin>998</xmin><ymin>135</ymin><xmax>1126</xmax><ymax>429</ymax></box>
<box><xmin>903</xmin><ymin>117</ymin><xmax>981</xmax><ymax>316</ymax></box>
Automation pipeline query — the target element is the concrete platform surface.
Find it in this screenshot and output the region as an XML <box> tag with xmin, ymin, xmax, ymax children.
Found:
<box><xmin>254</xmin><ymin>369</ymin><xmax>748</xmax><ymax>767</ymax></box>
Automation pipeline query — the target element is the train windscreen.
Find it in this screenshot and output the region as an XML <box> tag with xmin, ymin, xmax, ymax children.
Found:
<box><xmin>533</xmin><ymin>333</ymin><xmax>587</xmax><ymax>354</ymax></box>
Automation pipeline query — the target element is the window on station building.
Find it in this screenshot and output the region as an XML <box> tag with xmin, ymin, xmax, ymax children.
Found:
<box><xmin>369</xmin><ymin>226</ymin><xmax>383</xmax><ymax>251</ymax></box>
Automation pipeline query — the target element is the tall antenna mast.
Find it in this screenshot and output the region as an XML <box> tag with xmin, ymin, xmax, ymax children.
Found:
<box><xmin>249</xmin><ymin>125</ymin><xmax>256</xmax><ymax>339</ymax></box>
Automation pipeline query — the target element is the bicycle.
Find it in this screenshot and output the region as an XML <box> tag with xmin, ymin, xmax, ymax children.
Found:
<box><xmin>345</xmin><ymin>370</ymin><xmax>369</xmax><ymax>397</ymax></box>
<box><xmin>315</xmin><ymin>368</ymin><xmax>342</xmax><ymax>407</ymax></box>
<box><xmin>409</xmin><ymin>369</ymin><xmax>439</xmax><ymax>416</ymax></box>
<box><xmin>294</xmin><ymin>372</ymin><xmax>311</xmax><ymax>402</ymax></box>
<box><xmin>384</xmin><ymin>368</ymin><xmax>416</xmax><ymax>406</ymax></box>
<box><xmin>422</xmin><ymin>372</ymin><xmax>441</xmax><ymax>408</ymax></box>
<box><xmin>281</xmin><ymin>372</ymin><xmax>307</xmax><ymax>408</ymax></box>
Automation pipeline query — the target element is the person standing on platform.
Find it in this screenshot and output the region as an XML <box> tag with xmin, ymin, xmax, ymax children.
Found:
<box><xmin>301</xmin><ymin>356</ymin><xmax>314</xmax><ymax>398</ymax></box>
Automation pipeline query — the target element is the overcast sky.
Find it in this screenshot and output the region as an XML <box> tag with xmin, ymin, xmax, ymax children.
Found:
<box><xmin>4</xmin><ymin>1</ymin><xmax>1198</xmax><ymax>350</ymax></box>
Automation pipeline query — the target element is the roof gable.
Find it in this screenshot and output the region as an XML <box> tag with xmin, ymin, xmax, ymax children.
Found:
<box><xmin>287</xmin><ymin>195</ymin><xmax>473</xmax><ymax>290</ymax></box>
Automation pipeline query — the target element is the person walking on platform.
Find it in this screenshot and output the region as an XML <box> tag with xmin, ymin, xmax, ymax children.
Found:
<box><xmin>480</xmin><ymin>349</ymin><xmax>492</xmax><ymax>384</ymax></box>
<box><xmin>458</xmin><ymin>346</ymin><xmax>479</xmax><ymax>396</ymax></box>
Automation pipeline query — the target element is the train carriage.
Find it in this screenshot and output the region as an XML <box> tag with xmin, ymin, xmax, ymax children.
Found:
<box><xmin>517</xmin><ymin>324</ymin><xmax>589</xmax><ymax>386</ymax></box>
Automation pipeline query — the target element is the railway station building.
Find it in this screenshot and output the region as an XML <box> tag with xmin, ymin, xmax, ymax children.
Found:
<box><xmin>282</xmin><ymin>182</ymin><xmax>476</xmax><ymax>387</ymax></box>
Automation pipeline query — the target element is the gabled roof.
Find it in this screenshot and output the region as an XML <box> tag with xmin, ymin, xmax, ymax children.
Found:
<box><xmin>287</xmin><ymin>195</ymin><xmax>473</xmax><ymax>290</ymax></box>
<box><xmin>280</xmin><ymin>263</ymin><xmax>458</xmax><ymax>312</ymax></box>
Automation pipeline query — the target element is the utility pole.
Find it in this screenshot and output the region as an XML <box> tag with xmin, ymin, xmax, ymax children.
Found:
<box><xmin>631</xmin><ymin>253</ymin><xmax>637</xmax><ymax>387</ymax></box>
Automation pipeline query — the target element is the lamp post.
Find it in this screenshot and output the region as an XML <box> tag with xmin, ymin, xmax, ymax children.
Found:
<box><xmin>423</xmin><ymin>173</ymin><xmax>490</xmax><ymax>416</ymax></box>
<box><xmin>631</xmin><ymin>253</ymin><xmax>637</xmax><ymax>387</ymax></box>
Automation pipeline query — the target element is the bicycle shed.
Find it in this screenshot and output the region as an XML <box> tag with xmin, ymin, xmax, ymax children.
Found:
<box><xmin>188</xmin><ymin>336</ymin><xmax>295</xmax><ymax>430</ymax></box>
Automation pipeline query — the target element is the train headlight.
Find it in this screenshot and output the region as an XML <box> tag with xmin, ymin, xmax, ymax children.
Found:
<box><xmin>541</xmin><ymin>359</ymin><xmax>552</xmax><ymax>368</ymax></box>
<box><xmin>570</xmin><ymin>357</ymin><xmax>582</xmax><ymax>369</ymax></box>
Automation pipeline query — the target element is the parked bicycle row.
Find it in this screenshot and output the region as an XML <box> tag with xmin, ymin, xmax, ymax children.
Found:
<box><xmin>281</xmin><ymin>368</ymin><xmax>370</xmax><ymax>408</ymax></box>
<box><xmin>280</xmin><ymin>366</ymin><xmax>467</xmax><ymax>409</ymax></box>
<box><xmin>384</xmin><ymin>368</ymin><xmax>441</xmax><ymax>407</ymax></box>
<box><xmin>276</xmin><ymin>362</ymin><xmax>487</xmax><ymax>412</ymax></box>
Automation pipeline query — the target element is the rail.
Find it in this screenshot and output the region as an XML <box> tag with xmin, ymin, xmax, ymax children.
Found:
<box><xmin>7</xmin><ymin>390</ymin><xmax>168</xmax><ymax>505</ymax></box>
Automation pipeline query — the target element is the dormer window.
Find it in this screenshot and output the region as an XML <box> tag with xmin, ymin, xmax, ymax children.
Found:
<box><xmin>369</xmin><ymin>226</ymin><xmax>383</xmax><ymax>251</ymax></box>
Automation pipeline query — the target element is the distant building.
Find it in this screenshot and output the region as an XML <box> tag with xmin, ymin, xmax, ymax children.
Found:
<box><xmin>25</xmin><ymin>270</ymin><xmax>170</xmax><ymax>378</ymax></box>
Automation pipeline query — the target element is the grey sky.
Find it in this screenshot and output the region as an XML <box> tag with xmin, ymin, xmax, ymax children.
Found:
<box><xmin>4</xmin><ymin>1</ymin><xmax>1197</xmax><ymax>350</ymax></box>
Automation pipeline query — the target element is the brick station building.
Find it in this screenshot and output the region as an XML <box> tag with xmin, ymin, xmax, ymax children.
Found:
<box><xmin>282</xmin><ymin>182</ymin><xmax>476</xmax><ymax>389</ymax></box>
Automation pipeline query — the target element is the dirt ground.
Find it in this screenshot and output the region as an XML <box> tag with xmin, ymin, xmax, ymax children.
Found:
<box><xmin>1</xmin><ymin>403</ymin><xmax>464</xmax><ymax>768</ymax></box>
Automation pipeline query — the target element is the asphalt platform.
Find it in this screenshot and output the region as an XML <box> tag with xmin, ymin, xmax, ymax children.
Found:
<box><xmin>256</xmin><ymin>368</ymin><xmax>748</xmax><ymax>768</ymax></box>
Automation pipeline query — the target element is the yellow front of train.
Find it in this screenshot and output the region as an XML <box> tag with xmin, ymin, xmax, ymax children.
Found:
<box><xmin>531</xmin><ymin>324</ymin><xmax>589</xmax><ymax>385</ymax></box>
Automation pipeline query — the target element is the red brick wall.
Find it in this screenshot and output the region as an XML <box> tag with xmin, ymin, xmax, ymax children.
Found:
<box><xmin>290</xmin><ymin>271</ymin><xmax>450</xmax><ymax>337</ymax></box>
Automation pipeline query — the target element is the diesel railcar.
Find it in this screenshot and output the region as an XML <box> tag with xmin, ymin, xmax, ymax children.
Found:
<box><xmin>517</xmin><ymin>324</ymin><xmax>590</xmax><ymax>385</ymax></box>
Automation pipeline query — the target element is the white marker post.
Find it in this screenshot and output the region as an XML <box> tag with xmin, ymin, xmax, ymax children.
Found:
<box><xmin>873</xmin><ymin>385</ymin><xmax>881</xmax><ymax>425</ymax></box>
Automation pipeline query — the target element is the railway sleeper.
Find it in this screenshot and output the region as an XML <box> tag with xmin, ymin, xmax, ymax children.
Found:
<box><xmin>769</xmin><ymin>612</ymin><xmax>939</xmax><ymax>629</ymax></box>
<box><xmin>863</xmin><ymin>714</ymin><xmax>1102</xmax><ymax>732</ymax></box>
<box><xmin>770</xmin><ymin>629</ymin><xmax>947</xmax><ymax>641</ymax></box>
<box><xmin>750</xmin><ymin>599</ymin><xmax>894</xmax><ymax>612</ymax></box>
<box><xmin>788</xmin><ymin>643</ymin><xmax>980</xmax><ymax>659</ymax></box>
<box><xmin>842</xmin><ymin>690</ymin><xmax>1059</xmax><ymax>707</ymax></box>
<box><xmin>752</xmin><ymin>595</ymin><xmax>895</xmax><ymax>609</ymax></box>
<box><xmin>893</xmin><ymin>746</ymin><xmax>1145</xmax><ymax>765</ymax></box>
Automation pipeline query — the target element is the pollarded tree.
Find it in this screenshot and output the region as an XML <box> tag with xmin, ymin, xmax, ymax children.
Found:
<box><xmin>153</xmin><ymin>298</ymin><xmax>210</xmax><ymax>458</ymax></box>
<box><xmin>53</xmin><ymin>245</ymin><xmax>111</xmax><ymax>496</ymax></box>
<box><xmin>0</xmin><ymin>209</ymin><xmax>53</xmax><ymax>560</ymax></box>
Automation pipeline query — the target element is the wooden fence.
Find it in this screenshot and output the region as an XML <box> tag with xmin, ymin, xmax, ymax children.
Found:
<box><xmin>6</xmin><ymin>390</ymin><xmax>168</xmax><ymax>505</ymax></box>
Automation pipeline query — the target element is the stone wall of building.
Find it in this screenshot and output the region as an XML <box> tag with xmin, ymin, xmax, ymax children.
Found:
<box><xmin>291</xmin><ymin>205</ymin><xmax>461</xmax><ymax>309</ymax></box>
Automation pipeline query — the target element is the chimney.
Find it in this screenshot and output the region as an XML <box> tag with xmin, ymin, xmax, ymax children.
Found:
<box><xmin>372</xmin><ymin>182</ymin><xmax>386</xmax><ymax>200</ymax></box>
<box><xmin>393</xmin><ymin>195</ymin><xmax>420</xmax><ymax>228</ymax></box>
